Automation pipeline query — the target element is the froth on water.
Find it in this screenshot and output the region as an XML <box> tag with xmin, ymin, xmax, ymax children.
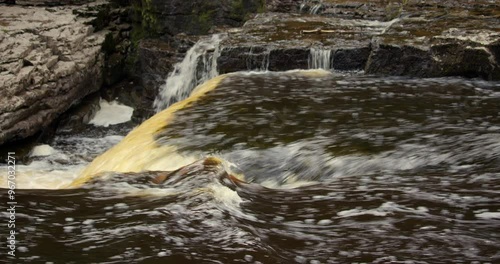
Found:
<box><xmin>1</xmin><ymin>70</ymin><xmax>499</xmax><ymax>263</ymax></box>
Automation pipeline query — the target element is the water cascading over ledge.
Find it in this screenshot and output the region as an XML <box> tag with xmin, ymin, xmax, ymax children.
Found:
<box><xmin>309</xmin><ymin>47</ymin><xmax>332</xmax><ymax>70</ymax></box>
<box><xmin>153</xmin><ymin>35</ymin><xmax>224</xmax><ymax>112</ymax></box>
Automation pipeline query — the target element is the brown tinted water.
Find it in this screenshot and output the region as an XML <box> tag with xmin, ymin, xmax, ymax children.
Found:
<box><xmin>1</xmin><ymin>71</ymin><xmax>500</xmax><ymax>263</ymax></box>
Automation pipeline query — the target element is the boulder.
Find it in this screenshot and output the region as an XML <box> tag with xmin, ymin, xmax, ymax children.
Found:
<box><xmin>0</xmin><ymin>4</ymin><xmax>108</xmax><ymax>145</ymax></box>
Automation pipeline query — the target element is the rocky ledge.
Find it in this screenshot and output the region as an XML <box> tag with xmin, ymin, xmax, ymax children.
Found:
<box><xmin>0</xmin><ymin>2</ymin><xmax>113</xmax><ymax>145</ymax></box>
<box><xmin>216</xmin><ymin>1</ymin><xmax>500</xmax><ymax>80</ymax></box>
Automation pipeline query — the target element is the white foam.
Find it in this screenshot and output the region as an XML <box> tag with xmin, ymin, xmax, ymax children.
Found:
<box><xmin>476</xmin><ymin>212</ymin><xmax>500</xmax><ymax>220</ymax></box>
<box><xmin>337</xmin><ymin>202</ymin><xmax>430</xmax><ymax>218</ymax></box>
<box><xmin>317</xmin><ymin>219</ymin><xmax>332</xmax><ymax>225</ymax></box>
<box><xmin>154</xmin><ymin>34</ymin><xmax>223</xmax><ymax>112</ymax></box>
<box><xmin>89</xmin><ymin>100</ymin><xmax>134</xmax><ymax>127</ymax></box>
<box><xmin>30</xmin><ymin>144</ymin><xmax>56</xmax><ymax>157</ymax></box>
<box><xmin>337</xmin><ymin>208</ymin><xmax>388</xmax><ymax>217</ymax></box>
<box><xmin>209</xmin><ymin>184</ymin><xmax>242</xmax><ymax>207</ymax></box>
<box><xmin>0</xmin><ymin>163</ymin><xmax>84</xmax><ymax>189</ymax></box>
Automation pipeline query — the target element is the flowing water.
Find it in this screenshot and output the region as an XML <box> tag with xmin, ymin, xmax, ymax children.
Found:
<box><xmin>309</xmin><ymin>48</ymin><xmax>332</xmax><ymax>70</ymax></box>
<box><xmin>154</xmin><ymin>35</ymin><xmax>223</xmax><ymax>112</ymax></box>
<box><xmin>1</xmin><ymin>70</ymin><xmax>500</xmax><ymax>263</ymax></box>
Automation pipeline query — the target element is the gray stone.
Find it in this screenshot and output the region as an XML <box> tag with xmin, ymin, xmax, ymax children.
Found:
<box><xmin>0</xmin><ymin>4</ymin><xmax>107</xmax><ymax>145</ymax></box>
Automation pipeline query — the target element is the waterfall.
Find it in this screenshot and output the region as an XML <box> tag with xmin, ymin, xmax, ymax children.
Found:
<box><xmin>246</xmin><ymin>46</ymin><xmax>271</xmax><ymax>71</ymax></box>
<box><xmin>153</xmin><ymin>34</ymin><xmax>223</xmax><ymax>112</ymax></box>
<box><xmin>310</xmin><ymin>4</ymin><xmax>322</xmax><ymax>14</ymax></box>
<box><xmin>308</xmin><ymin>47</ymin><xmax>332</xmax><ymax>70</ymax></box>
<box><xmin>299</xmin><ymin>3</ymin><xmax>306</xmax><ymax>12</ymax></box>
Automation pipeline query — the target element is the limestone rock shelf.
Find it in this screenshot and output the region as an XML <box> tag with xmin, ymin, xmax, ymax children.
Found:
<box><xmin>0</xmin><ymin>3</ymin><xmax>108</xmax><ymax>145</ymax></box>
<box><xmin>217</xmin><ymin>5</ymin><xmax>500</xmax><ymax>79</ymax></box>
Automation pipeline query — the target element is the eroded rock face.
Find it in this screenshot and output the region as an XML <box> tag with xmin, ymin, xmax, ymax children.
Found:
<box><xmin>217</xmin><ymin>13</ymin><xmax>386</xmax><ymax>73</ymax></box>
<box><xmin>217</xmin><ymin>2</ymin><xmax>500</xmax><ymax>79</ymax></box>
<box><xmin>266</xmin><ymin>0</ymin><xmax>302</xmax><ymax>12</ymax></box>
<box><xmin>0</xmin><ymin>4</ymin><xmax>108</xmax><ymax>145</ymax></box>
<box><xmin>366</xmin><ymin>10</ymin><xmax>500</xmax><ymax>79</ymax></box>
<box><xmin>14</xmin><ymin>0</ymin><xmax>94</xmax><ymax>6</ymax></box>
<box><xmin>138</xmin><ymin>0</ymin><xmax>266</xmax><ymax>36</ymax></box>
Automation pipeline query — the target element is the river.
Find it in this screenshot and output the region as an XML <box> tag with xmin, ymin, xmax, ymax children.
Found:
<box><xmin>1</xmin><ymin>70</ymin><xmax>499</xmax><ymax>263</ymax></box>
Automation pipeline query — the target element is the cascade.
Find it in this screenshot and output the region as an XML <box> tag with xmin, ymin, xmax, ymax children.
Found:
<box><xmin>153</xmin><ymin>34</ymin><xmax>223</xmax><ymax>112</ymax></box>
<box><xmin>308</xmin><ymin>47</ymin><xmax>332</xmax><ymax>70</ymax></box>
<box><xmin>71</xmin><ymin>75</ymin><xmax>227</xmax><ymax>187</ymax></box>
<box><xmin>246</xmin><ymin>46</ymin><xmax>271</xmax><ymax>71</ymax></box>
<box><xmin>310</xmin><ymin>3</ymin><xmax>322</xmax><ymax>14</ymax></box>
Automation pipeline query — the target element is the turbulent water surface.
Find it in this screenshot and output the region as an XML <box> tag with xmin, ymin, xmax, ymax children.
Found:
<box><xmin>1</xmin><ymin>71</ymin><xmax>500</xmax><ymax>263</ymax></box>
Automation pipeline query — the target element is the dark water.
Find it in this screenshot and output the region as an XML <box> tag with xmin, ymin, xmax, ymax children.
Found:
<box><xmin>2</xmin><ymin>71</ymin><xmax>500</xmax><ymax>263</ymax></box>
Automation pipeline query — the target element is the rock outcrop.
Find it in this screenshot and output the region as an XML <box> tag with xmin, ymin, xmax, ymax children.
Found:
<box><xmin>217</xmin><ymin>2</ymin><xmax>500</xmax><ymax>79</ymax></box>
<box><xmin>3</xmin><ymin>0</ymin><xmax>498</xmax><ymax>146</ymax></box>
<box><xmin>14</xmin><ymin>0</ymin><xmax>94</xmax><ymax>6</ymax></box>
<box><xmin>366</xmin><ymin>13</ymin><xmax>500</xmax><ymax>80</ymax></box>
<box><xmin>217</xmin><ymin>13</ymin><xmax>388</xmax><ymax>73</ymax></box>
<box><xmin>265</xmin><ymin>0</ymin><xmax>302</xmax><ymax>12</ymax></box>
<box><xmin>133</xmin><ymin>0</ymin><xmax>266</xmax><ymax>36</ymax></box>
<box><xmin>0</xmin><ymin>3</ymin><xmax>112</xmax><ymax>145</ymax></box>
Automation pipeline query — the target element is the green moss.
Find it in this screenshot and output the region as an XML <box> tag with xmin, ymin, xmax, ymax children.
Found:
<box><xmin>230</xmin><ymin>0</ymin><xmax>245</xmax><ymax>21</ymax></box>
<box><xmin>141</xmin><ymin>0</ymin><xmax>158</xmax><ymax>33</ymax></box>
<box><xmin>124</xmin><ymin>0</ymin><xmax>161</xmax><ymax>73</ymax></box>
<box><xmin>124</xmin><ymin>24</ymin><xmax>145</xmax><ymax>72</ymax></box>
<box><xmin>130</xmin><ymin>0</ymin><xmax>159</xmax><ymax>36</ymax></box>
<box><xmin>197</xmin><ymin>9</ymin><xmax>216</xmax><ymax>33</ymax></box>
<box><xmin>257</xmin><ymin>0</ymin><xmax>267</xmax><ymax>13</ymax></box>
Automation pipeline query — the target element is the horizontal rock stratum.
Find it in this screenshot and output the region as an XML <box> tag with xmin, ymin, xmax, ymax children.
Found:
<box><xmin>0</xmin><ymin>3</ymin><xmax>108</xmax><ymax>145</ymax></box>
<box><xmin>217</xmin><ymin>5</ymin><xmax>500</xmax><ymax>79</ymax></box>
<box><xmin>205</xmin><ymin>1</ymin><xmax>497</xmax><ymax>77</ymax></box>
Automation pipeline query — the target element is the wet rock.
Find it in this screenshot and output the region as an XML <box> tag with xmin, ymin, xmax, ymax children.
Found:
<box><xmin>217</xmin><ymin>13</ymin><xmax>379</xmax><ymax>73</ymax></box>
<box><xmin>366</xmin><ymin>42</ymin><xmax>433</xmax><ymax>76</ymax></box>
<box><xmin>15</xmin><ymin>0</ymin><xmax>94</xmax><ymax>6</ymax></box>
<box><xmin>301</xmin><ymin>1</ymin><xmax>388</xmax><ymax>20</ymax></box>
<box><xmin>56</xmin><ymin>93</ymin><xmax>101</xmax><ymax>134</ymax></box>
<box><xmin>132</xmin><ymin>35</ymin><xmax>203</xmax><ymax>119</ymax></box>
<box><xmin>332</xmin><ymin>47</ymin><xmax>371</xmax><ymax>71</ymax></box>
<box><xmin>218</xmin><ymin>46</ymin><xmax>276</xmax><ymax>73</ymax></box>
<box><xmin>135</xmin><ymin>0</ymin><xmax>266</xmax><ymax>36</ymax></box>
<box><xmin>217</xmin><ymin>4</ymin><xmax>499</xmax><ymax>80</ymax></box>
<box><xmin>366</xmin><ymin>10</ymin><xmax>500</xmax><ymax>80</ymax></box>
<box><xmin>136</xmin><ymin>39</ymin><xmax>176</xmax><ymax>116</ymax></box>
<box><xmin>266</xmin><ymin>0</ymin><xmax>302</xmax><ymax>13</ymax></box>
<box><xmin>0</xmin><ymin>4</ymin><xmax>108</xmax><ymax>145</ymax></box>
<box><xmin>268</xmin><ymin>48</ymin><xmax>309</xmax><ymax>71</ymax></box>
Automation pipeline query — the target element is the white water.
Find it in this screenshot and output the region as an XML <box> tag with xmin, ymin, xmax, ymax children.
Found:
<box><xmin>247</xmin><ymin>46</ymin><xmax>271</xmax><ymax>71</ymax></box>
<box><xmin>309</xmin><ymin>47</ymin><xmax>332</xmax><ymax>70</ymax></box>
<box><xmin>310</xmin><ymin>4</ymin><xmax>322</xmax><ymax>14</ymax></box>
<box><xmin>0</xmin><ymin>135</ymin><xmax>125</xmax><ymax>189</ymax></box>
<box><xmin>30</xmin><ymin>144</ymin><xmax>56</xmax><ymax>157</ymax></box>
<box><xmin>89</xmin><ymin>99</ymin><xmax>134</xmax><ymax>127</ymax></box>
<box><xmin>154</xmin><ymin>34</ymin><xmax>224</xmax><ymax>112</ymax></box>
